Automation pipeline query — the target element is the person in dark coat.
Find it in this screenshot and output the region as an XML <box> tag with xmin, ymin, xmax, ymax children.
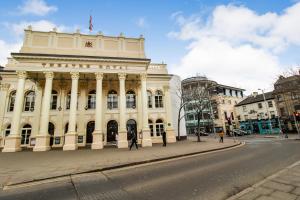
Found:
<box><xmin>162</xmin><ymin>131</ymin><xmax>167</xmax><ymax>147</ymax></box>
<box><xmin>129</xmin><ymin>131</ymin><xmax>138</xmax><ymax>150</ymax></box>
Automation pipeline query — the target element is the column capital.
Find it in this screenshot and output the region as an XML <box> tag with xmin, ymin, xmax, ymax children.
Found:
<box><xmin>70</xmin><ymin>72</ymin><xmax>80</xmax><ymax>80</ymax></box>
<box><xmin>16</xmin><ymin>71</ymin><xmax>27</xmax><ymax>79</ymax></box>
<box><xmin>140</xmin><ymin>73</ymin><xmax>147</xmax><ymax>81</ymax></box>
<box><xmin>44</xmin><ymin>71</ymin><xmax>54</xmax><ymax>79</ymax></box>
<box><xmin>95</xmin><ymin>72</ymin><xmax>104</xmax><ymax>80</ymax></box>
<box><xmin>0</xmin><ymin>83</ymin><xmax>10</xmax><ymax>91</ymax></box>
<box><xmin>118</xmin><ymin>73</ymin><xmax>126</xmax><ymax>80</ymax></box>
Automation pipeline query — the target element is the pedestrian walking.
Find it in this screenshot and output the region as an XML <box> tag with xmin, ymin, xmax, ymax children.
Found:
<box><xmin>162</xmin><ymin>131</ymin><xmax>167</xmax><ymax>147</ymax></box>
<box><xmin>219</xmin><ymin>130</ymin><xmax>224</xmax><ymax>143</ymax></box>
<box><xmin>129</xmin><ymin>130</ymin><xmax>138</xmax><ymax>150</ymax></box>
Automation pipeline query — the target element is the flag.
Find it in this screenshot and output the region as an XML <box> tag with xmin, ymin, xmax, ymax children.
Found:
<box><xmin>89</xmin><ymin>15</ymin><xmax>93</xmax><ymax>32</ymax></box>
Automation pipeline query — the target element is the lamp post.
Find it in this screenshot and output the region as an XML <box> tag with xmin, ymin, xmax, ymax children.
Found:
<box><xmin>258</xmin><ymin>89</ymin><xmax>273</xmax><ymax>134</ymax></box>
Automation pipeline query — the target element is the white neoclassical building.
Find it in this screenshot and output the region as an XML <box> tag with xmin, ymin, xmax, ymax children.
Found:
<box><xmin>0</xmin><ymin>27</ymin><xmax>177</xmax><ymax>152</ymax></box>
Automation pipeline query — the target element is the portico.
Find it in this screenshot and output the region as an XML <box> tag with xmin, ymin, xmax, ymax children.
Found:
<box><xmin>0</xmin><ymin>28</ymin><xmax>176</xmax><ymax>152</ymax></box>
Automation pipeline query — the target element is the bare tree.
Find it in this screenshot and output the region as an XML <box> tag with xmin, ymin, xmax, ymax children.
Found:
<box><xmin>172</xmin><ymin>81</ymin><xmax>189</xmax><ymax>140</ymax></box>
<box><xmin>184</xmin><ymin>84</ymin><xmax>212</xmax><ymax>142</ymax></box>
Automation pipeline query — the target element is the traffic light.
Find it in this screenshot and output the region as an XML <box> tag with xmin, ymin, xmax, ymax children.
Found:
<box><xmin>294</xmin><ymin>112</ymin><xmax>300</xmax><ymax>121</ymax></box>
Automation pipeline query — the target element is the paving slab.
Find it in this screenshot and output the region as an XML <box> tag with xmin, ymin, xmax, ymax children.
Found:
<box><xmin>227</xmin><ymin>160</ymin><xmax>300</xmax><ymax>200</ymax></box>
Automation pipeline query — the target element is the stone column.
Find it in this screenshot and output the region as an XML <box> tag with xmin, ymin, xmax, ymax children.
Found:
<box><xmin>141</xmin><ymin>74</ymin><xmax>152</xmax><ymax>147</ymax></box>
<box><xmin>92</xmin><ymin>72</ymin><xmax>104</xmax><ymax>149</ymax></box>
<box><xmin>117</xmin><ymin>73</ymin><xmax>128</xmax><ymax>148</ymax></box>
<box><xmin>3</xmin><ymin>71</ymin><xmax>27</xmax><ymax>152</ymax></box>
<box><xmin>34</xmin><ymin>72</ymin><xmax>54</xmax><ymax>152</ymax></box>
<box><xmin>164</xmin><ymin>85</ymin><xmax>176</xmax><ymax>143</ymax></box>
<box><xmin>63</xmin><ymin>72</ymin><xmax>79</xmax><ymax>151</ymax></box>
<box><xmin>0</xmin><ymin>84</ymin><xmax>10</xmax><ymax>147</ymax></box>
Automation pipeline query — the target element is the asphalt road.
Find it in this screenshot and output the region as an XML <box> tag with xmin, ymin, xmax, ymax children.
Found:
<box><xmin>1</xmin><ymin>137</ymin><xmax>300</xmax><ymax>200</ymax></box>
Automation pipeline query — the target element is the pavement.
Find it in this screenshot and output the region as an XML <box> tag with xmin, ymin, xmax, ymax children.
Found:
<box><xmin>228</xmin><ymin>160</ymin><xmax>300</xmax><ymax>200</ymax></box>
<box><xmin>0</xmin><ymin>136</ymin><xmax>240</xmax><ymax>188</ymax></box>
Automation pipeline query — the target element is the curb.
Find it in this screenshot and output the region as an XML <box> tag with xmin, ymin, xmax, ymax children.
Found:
<box><xmin>3</xmin><ymin>141</ymin><xmax>243</xmax><ymax>190</ymax></box>
<box><xmin>226</xmin><ymin>159</ymin><xmax>300</xmax><ymax>200</ymax></box>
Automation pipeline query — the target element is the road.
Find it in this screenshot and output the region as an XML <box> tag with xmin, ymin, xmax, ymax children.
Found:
<box><xmin>1</xmin><ymin>137</ymin><xmax>300</xmax><ymax>200</ymax></box>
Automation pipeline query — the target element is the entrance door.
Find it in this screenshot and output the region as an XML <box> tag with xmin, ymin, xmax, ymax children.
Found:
<box><xmin>126</xmin><ymin>119</ymin><xmax>137</xmax><ymax>140</ymax></box>
<box><xmin>48</xmin><ymin>122</ymin><xmax>55</xmax><ymax>146</ymax></box>
<box><xmin>107</xmin><ymin>120</ymin><xmax>118</xmax><ymax>142</ymax></box>
<box><xmin>86</xmin><ymin>121</ymin><xmax>95</xmax><ymax>144</ymax></box>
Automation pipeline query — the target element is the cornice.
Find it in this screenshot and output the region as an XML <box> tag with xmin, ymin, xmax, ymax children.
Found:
<box><xmin>11</xmin><ymin>53</ymin><xmax>151</xmax><ymax>64</ymax></box>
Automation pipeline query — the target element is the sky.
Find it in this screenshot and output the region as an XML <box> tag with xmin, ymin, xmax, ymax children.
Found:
<box><xmin>0</xmin><ymin>0</ymin><xmax>300</xmax><ymax>94</ymax></box>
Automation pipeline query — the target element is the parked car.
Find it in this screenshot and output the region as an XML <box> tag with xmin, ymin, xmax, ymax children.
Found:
<box><xmin>199</xmin><ymin>131</ymin><xmax>209</xmax><ymax>136</ymax></box>
<box><xmin>231</xmin><ymin>129</ymin><xmax>248</xmax><ymax>136</ymax></box>
<box><xmin>194</xmin><ymin>130</ymin><xmax>209</xmax><ymax>136</ymax></box>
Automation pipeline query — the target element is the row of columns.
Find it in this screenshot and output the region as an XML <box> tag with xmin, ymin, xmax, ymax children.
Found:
<box><xmin>2</xmin><ymin>71</ymin><xmax>152</xmax><ymax>152</ymax></box>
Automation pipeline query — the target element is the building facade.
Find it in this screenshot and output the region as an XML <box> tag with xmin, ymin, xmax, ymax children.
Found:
<box><xmin>0</xmin><ymin>27</ymin><xmax>176</xmax><ymax>152</ymax></box>
<box><xmin>273</xmin><ymin>73</ymin><xmax>300</xmax><ymax>133</ymax></box>
<box><xmin>182</xmin><ymin>76</ymin><xmax>244</xmax><ymax>135</ymax></box>
<box><xmin>235</xmin><ymin>92</ymin><xmax>281</xmax><ymax>134</ymax></box>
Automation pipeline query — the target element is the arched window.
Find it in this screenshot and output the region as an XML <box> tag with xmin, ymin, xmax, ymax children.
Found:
<box><xmin>155</xmin><ymin>90</ymin><xmax>163</xmax><ymax>108</ymax></box>
<box><xmin>126</xmin><ymin>90</ymin><xmax>136</xmax><ymax>109</ymax></box>
<box><xmin>147</xmin><ymin>91</ymin><xmax>152</xmax><ymax>108</ymax></box>
<box><xmin>50</xmin><ymin>90</ymin><xmax>58</xmax><ymax>110</ymax></box>
<box><xmin>24</xmin><ymin>91</ymin><xmax>35</xmax><ymax>111</ymax></box>
<box><xmin>21</xmin><ymin>124</ymin><xmax>31</xmax><ymax>145</ymax></box>
<box><xmin>87</xmin><ymin>90</ymin><xmax>96</xmax><ymax>109</ymax></box>
<box><xmin>155</xmin><ymin>119</ymin><xmax>164</xmax><ymax>136</ymax></box>
<box><xmin>5</xmin><ymin>124</ymin><xmax>11</xmax><ymax>137</ymax></box>
<box><xmin>8</xmin><ymin>91</ymin><xmax>16</xmax><ymax>112</ymax></box>
<box><xmin>148</xmin><ymin>119</ymin><xmax>154</xmax><ymax>137</ymax></box>
<box><xmin>107</xmin><ymin>90</ymin><xmax>118</xmax><ymax>109</ymax></box>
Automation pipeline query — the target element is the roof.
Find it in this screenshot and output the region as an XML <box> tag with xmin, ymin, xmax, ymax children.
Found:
<box><xmin>216</xmin><ymin>84</ymin><xmax>245</xmax><ymax>91</ymax></box>
<box><xmin>235</xmin><ymin>91</ymin><xmax>274</xmax><ymax>106</ymax></box>
<box><xmin>182</xmin><ymin>76</ymin><xmax>245</xmax><ymax>91</ymax></box>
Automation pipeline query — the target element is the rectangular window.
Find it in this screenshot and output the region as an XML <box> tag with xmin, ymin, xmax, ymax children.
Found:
<box><xmin>50</xmin><ymin>95</ymin><xmax>57</xmax><ymax>110</ymax></box>
<box><xmin>243</xmin><ymin>106</ymin><xmax>247</xmax><ymax>112</ymax></box>
<box><xmin>277</xmin><ymin>95</ymin><xmax>283</xmax><ymax>101</ymax></box>
<box><xmin>149</xmin><ymin>124</ymin><xmax>154</xmax><ymax>137</ymax></box>
<box><xmin>155</xmin><ymin>124</ymin><xmax>164</xmax><ymax>136</ymax></box>
<box><xmin>270</xmin><ymin>111</ymin><xmax>275</xmax><ymax>118</ymax></box>
<box><xmin>155</xmin><ymin>96</ymin><xmax>163</xmax><ymax>108</ymax></box>
<box><xmin>258</xmin><ymin>103</ymin><xmax>263</xmax><ymax>109</ymax></box>
<box><xmin>280</xmin><ymin>107</ymin><xmax>286</xmax><ymax>116</ymax></box>
<box><xmin>108</xmin><ymin>95</ymin><xmax>118</xmax><ymax>109</ymax></box>
<box><xmin>268</xmin><ymin>101</ymin><xmax>273</xmax><ymax>108</ymax></box>
<box><xmin>148</xmin><ymin>95</ymin><xmax>152</xmax><ymax>108</ymax></box>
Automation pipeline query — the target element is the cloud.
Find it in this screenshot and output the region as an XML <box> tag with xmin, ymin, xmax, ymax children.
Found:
<box><xmin>136</xmin><ymin>17</ymin><xmax>148</xmax><ymax>28</ymax></box>
<box><xmin>169</xmin><ymin>2</ymin><xmax>300</xmax><ymax>93</ymax></box>
<box><xmin>18</xmin><ymin>0</ymin><xmax>57</xmax><ymax>16</ymax></box>
<box><xmin>0</xmin><ymin>40</ymin><xmax>22</xmax><ymax>66</ymax></box>
<box><xmin>0</xmin><ymin>20</ymin><xmax>75</xmax><ymax>66</ymax></box>
<box><xmin>4</xmin><ymin>20</ymin><xmax>74</xmax><ymax>37</ymax></box>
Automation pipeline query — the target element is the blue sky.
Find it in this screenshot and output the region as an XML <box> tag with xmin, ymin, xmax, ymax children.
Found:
<box><xmin>0</xmin><ymin>0</ymin><xmax>299</xmax><ymax>93</ymax></box>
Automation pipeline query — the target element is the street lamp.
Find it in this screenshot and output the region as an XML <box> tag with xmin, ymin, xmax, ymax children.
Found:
<box><xmin>258</xmin><ymin>89</ymin><xmax>273</xmax><ymax>134</ymax></box>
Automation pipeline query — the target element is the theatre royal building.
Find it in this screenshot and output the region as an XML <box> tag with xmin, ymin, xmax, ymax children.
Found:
<box><xmin>0</xmin><ymin>27</ymin><xmax>177</xmax><ymax>152</ymax></box>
